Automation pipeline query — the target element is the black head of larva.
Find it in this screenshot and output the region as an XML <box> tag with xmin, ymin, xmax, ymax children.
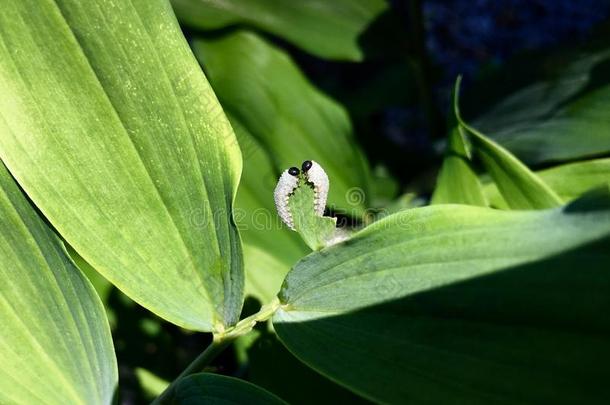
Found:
<box><xmin>288</xmin><ymin>167</ymin><xmax>300</xmax><ymax>176</ymax></box>
<box><xmin>301</xmin><ymin>160</ymin><xmax>313</xmax><ymax>172</ymax></box>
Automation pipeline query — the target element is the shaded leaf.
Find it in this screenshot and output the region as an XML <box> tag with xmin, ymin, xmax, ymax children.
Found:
<box><xmin>0</xmin><ymin>163</ymin><xmax>117</xmax><ymax>404</ymax></box>
<box><xmin>0</xmin><ymin>0</ymin><xmax>243</xmax><ymax>331</ymax></box>
<box><xmin>171</xmin><ymin>0</ymin><xmax>387</xmax><ymax>61</ymax></box>
<box><xmin>472</xmin><ymin>49</ymin><xmax>610</xmax><ymax>164</ymax></box>
<box><xmin>274</xmin><ymin>197</ymin><xmax>610</xmax><ymax>403</ymax></box>
<box><xmin>192</xmin><ymin>30</ymin><xmax>371</xmax><ymax>217</ymax></box>
<box><xmin>368</xmin><ymin>165</ymin><xmax>400</xmax><ymax>207</ymax></box>
<box><xmin>247</xmin><ymin>331</ymin><xmax>371</xmax><ymax>405</ymax></box>
<box><xmin>175</xmin><ymin>373</ymin><xmax>287</xmax><ymax>405</ymax></box>
<box><xmin>455</xmin><ymin>78</ymin><xmax>562</xmax><ymax>209</ymax></box>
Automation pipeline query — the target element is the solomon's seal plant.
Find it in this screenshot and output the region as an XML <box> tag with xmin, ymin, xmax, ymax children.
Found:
<box><xmin>1</xmin><ymin>1</ymin><xmax>610</xmax><ymax>404</ymax></box>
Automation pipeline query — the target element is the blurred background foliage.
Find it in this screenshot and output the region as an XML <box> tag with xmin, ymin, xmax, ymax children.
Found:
<box><xmin>85</xmin><ymin>1</ymin><xmax>610</xmax><ymax>403</ymax></box>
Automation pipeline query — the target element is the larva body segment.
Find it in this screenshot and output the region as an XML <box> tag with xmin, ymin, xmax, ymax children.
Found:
<box><xmin>274</xmin><ymin>168</ymin><xmax>300</xmax><ymax>230</ymax></box>
<box><xmin>303</xmin><ymin>160</ymin><xmax>329</xmax><ymax>216</ymax></box>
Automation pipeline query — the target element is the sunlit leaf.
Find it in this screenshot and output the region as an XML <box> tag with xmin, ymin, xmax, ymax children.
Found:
<box><xmin>485</xmin><ymin>158</ymin><xmax>610</xmax><ymax>209</ymax></box>
<box><xmin>0</xmin><ymin>163</ymin><xmax>117</xmax><ymax>404</ymax></box>
<box><xmin>192</xmin><ymin>30</ymin><xmax>371</xmax><ymax>217</ymax></box>
<box><xmin>135</xmin><ymin>368</ymin><xmax>169</xmax><ymax>401</ymax></box>
<box><xmin>171</xmin><ymin>0</ymin><xmax>387</xmax><ymax>61</ymax></box>
<box><xmin>274</xmin><ymin>195</ymin><xmax>610</xmax><ymax>403</ymax></box>
<box><xmin>175</xmin><ymin>373</ymin><xmax>287</xmax><ymax>404</ymax></box>
<box><xmin>0</xmin><ymin>0</ymin><xmax>243</xmax><ymax>331</ymax></box>
<box><xmin>431</xmin><ymin>126</ymin><xmax>487</xmax><ymax>206</ymax></box>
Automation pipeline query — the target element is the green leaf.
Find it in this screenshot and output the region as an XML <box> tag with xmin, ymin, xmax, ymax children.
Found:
<box><xmin>66</xmin><ymin>245</ymin><xmax>116</xmax><ymax>329</ymax></box>
<box><xmin>0</xmin><ymin>163</ymin><xmax>117</xmax><ymax>404</ymax></box>
<box><xmin>431</xmin><ymin>126</ymin><xmax>487</xmax><ymax>206</ymax></box>
<box><xmin>289</xmin><ymin>184</ymin><xmax>337</xmax><ymax>251</ymax></box>
<box><xmin>247</xmin><ymin>331</ymin><xmax>371</xmax><ymax>405</ymax></box>
<box><xmin>192</xmin><ymin>30</ymin><xmax>371</xmax><ymax>217</ymax></box>
<box><xmin>454</xmin><ymin>78</ymin><xmax>562</xmax><ymax>209</ymax></box>
<box><xmin>274</xmin><ymin>197</ymin><xmax>610</xmax><ymax>403</ymax></box>
<box><xmin>369</xmin><ymin>165</ymin><xmax>400</xmax><ymax>207</ymax></box>
<box><xmin>175</xmin><ymin>373</ymin><xmax>288</xmax><ymax>405</ymax></box>
<box><xmin>0</xmin><ymin>0</ymin><xmax>243</xmax><ymax>331</ymax></box>
<box><xmin>242</xmin><ymin>244</ymin><xmax>295</xmax><ymax>303</ymax></box>
<box><xmin>171</xmin><ymin>0</ymin><xmax>387</xmax><ymax>61</ymax></box>
<box><xmin>230</xmin><ymin>114</ymin><xmax>308</xmax><ymax>302</ymax></box>
<box><xmin>135</xmin><ymin>368</ymin><xmax>169</xmax><ymax>401</ymax></box>
<box><xmin>485</xmin><ymin>158</ymin><xmax>610</xmax><ymax>209</ymax></box>
<box><xmin>471</xmin><ymin>49</ymin><xmax>610</xmax><ymax>164</ymax></box>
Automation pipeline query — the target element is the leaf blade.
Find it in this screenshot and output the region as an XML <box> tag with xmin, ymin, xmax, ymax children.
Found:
<box><xmin>431</xmin><ymin>126</ymin><xmax>487</xmax><ymax>206</ymax></box>
<box><xmin>175</xmin><ymin>373</ymin><xmax>288</xmax><ymax>405</ymax></box>
<box><xmin>0</xmin><ymin>0</ymin><xmax>243</xmax><ymax>331</ymax></box>
<box><xmin>471</xmin><ymin>49</ymin><xmax>610</xmax><ymax>164</ymax></box>
<box><xmin>170</xmin><ymin>0</ymin><xmax>387</xmax><ymax>61</ymax></box>
<box><xmin>274</xmin><ymin>197</ymin><xmax>610</xmax><ymax>403</ymax></box>
<box><xmin>0</xmin><ymin>163</ymin><xmax>117</xmax><ymax>405</ymax></box>
<box><xmin>484</xmin><ymin>158</ymin><xmax>610</xmax><ymax>209</ymax></box>
<box><xmin>454</xmin><ymin>77</ymin><xmax>562</xmax><ymax>209</ymax></box>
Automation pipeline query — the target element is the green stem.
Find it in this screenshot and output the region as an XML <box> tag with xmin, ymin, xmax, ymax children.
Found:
<box><xmin>151</xmin><ymin>298</ymin><xmax>281</xmax><ymax>404</ymax></box>
<box><xmin>152</xmin><ymin>336</ymin><xmax>233</xmax><ymax>404</ymax></box>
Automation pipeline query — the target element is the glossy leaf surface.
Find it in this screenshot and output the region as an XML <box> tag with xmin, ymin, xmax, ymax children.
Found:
<box><xmin>0</xmin><ymin>0</ymin><xmax>243</xmax><ymax>331</ymax></box>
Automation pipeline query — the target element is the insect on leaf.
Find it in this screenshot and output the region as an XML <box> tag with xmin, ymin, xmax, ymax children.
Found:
<box><xmin>274</xmin><ymin>193</ymin><xmax>610</xmax><ymax>403</ymax></box>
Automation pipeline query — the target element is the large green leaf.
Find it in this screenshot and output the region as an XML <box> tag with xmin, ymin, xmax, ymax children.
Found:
<box><xmin>472</xmin><ymin>50</ymin><xmax>610</xmax><ymax>164</ymax></box>
<box><xmin>0</xmin><ymin>0</ymin><xmax>243</xmax><ymax>331</ymax></box>
<box><xmin>274</xmin><ymin>197</ymin><xmax>610</xmax><ymax>403</ymax></box>
<box><xmin>485</xmin><ymin>158</ymin><xmax>610</xmax><ymax>209</ymax></box>
<box><xmin>192</xmin><ymin>30</ymin><xmax>371</xmax><ymax>217</ymax></box>
<box><xmin>0</xmin><ymin>163</ymin><xmax>117</xmax><ymax>404</ymax></box>
<box><xmin>431</xmin><ymin>126</ymin><xmax>487</xmax><ymax>206</ymax></box>
<box><xmin>175</xmin><ymin>373</ymin><xmax>287</xmax><ymax>405</ymax></box>
<box><xmin>230</xmin><ymin>115</ymin><xmax>308</xmax><ymax>302</ymax></box>
<box><xmin>171</xmin><ymin>0</ymin><xmax>387</xmax><ymax>61</ymax></box>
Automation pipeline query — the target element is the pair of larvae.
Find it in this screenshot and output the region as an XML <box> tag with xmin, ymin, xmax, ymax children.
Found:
<box><xmin>274</xmin><ymin>160</ymin><xmax>329</xmax><ymax>230</ymax></box>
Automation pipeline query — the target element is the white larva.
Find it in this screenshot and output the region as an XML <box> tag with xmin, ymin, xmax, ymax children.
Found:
<box><xmin>274</xmin><ymin>167</ymin><xmax>300</xmax><ymax>230</ymax></box>
<box><xmin>302</xmin><ymin>160</ymin><xmax>329</xmax><ymax>217</ymax></box>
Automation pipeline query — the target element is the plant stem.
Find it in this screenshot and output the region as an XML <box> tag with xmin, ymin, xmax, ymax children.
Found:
<box><xmin>152</xmin><ymin>336</ymin><xmax>233</xmax><ymax>404</ymax></box>
<box><xmin>151</xmin><ymin>298</ymin><xmax>281</xmax><ymax>404</ymax></box>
